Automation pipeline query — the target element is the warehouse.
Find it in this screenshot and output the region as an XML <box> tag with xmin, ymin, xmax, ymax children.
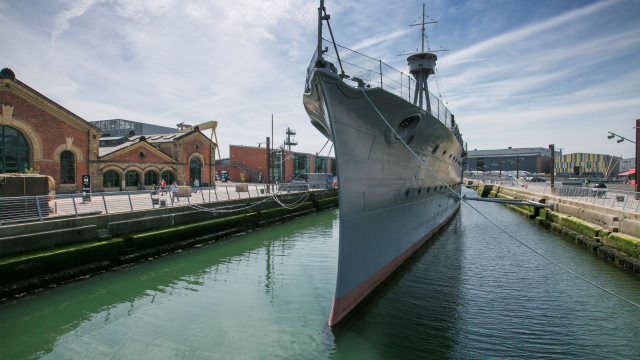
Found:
<box><xmin>465</xmin><ymin>147</ymin><xmax>559</xmax><ymax>174</ymax></box>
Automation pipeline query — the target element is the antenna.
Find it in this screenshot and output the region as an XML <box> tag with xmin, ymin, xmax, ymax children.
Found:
<box><xmin>409</xmin><ymin>4</ymin><xmax>436</xmax><ymax>53</ymax></box>
<box><xmin>403</xmin><ymin>4</ymin><xmax>448</xmax><ymax>56</ymax></box>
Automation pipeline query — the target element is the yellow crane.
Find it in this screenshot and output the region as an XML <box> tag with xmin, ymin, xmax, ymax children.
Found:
<box><xmin>178</xmin><ymin>120</ymin><xmax>221</xmax><ymax>159</ymax></box>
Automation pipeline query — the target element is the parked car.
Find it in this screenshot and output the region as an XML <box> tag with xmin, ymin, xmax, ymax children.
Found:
<box><xmin>530</xmin><ymin>177</ymin><xmax>546</xmax><ymax>182</ymax></box>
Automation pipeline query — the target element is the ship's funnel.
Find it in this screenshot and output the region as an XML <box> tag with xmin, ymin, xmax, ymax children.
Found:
<box><xmin>407</xmin><ymin>52</ymin><xmax>437</xmax><ymax>112</ymax></box>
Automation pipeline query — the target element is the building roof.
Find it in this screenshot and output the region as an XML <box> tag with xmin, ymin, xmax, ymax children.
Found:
<box><xmin>98</xmin><ymin>131</ymin><xmax>216</xmax><ymax>157</ymax></box>
<box><xmin>99</xmin><ymin>136</ymin><xmax>127</xmax><ymax>141</ymax></box>
<box><xmin>466</xmin><ymin>147</ymin><xmax>559</xmax><ymax>158</ymax></box>
<box><xmin>99</xmin><ymin>139</ymin><xmax>138</xmax><ymax>157</ymax></box>
<box><xmin>0</xmin><ymin>68</ymin><xmax>103</xmax><ymax>132</ymax></box>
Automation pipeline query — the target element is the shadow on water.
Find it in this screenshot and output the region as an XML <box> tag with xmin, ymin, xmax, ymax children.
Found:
<box><xmin>331</xmin><ymin>212</ymin><xmax>465</xmax><ymax>359</ymax></box>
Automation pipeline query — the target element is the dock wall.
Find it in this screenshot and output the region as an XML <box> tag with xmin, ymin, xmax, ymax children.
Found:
<box><xmin>0</xmin><ymin>191</ymin><xmax>338</xmax><ymax>298</ymax></box>
<box><xmin>468</xmin><ymin>181</ymin><xmax>640</xmax><ymax>275</ymax></box>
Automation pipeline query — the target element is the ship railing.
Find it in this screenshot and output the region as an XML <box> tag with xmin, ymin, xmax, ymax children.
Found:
<box><xmin>305</xmin><ymin>39</ymin><xmax>463</xmax><ymax>146</ymax></box>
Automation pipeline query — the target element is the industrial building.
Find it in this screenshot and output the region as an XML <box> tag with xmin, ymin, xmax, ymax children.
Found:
<box><xmin>216</xmin><ymin>144</ymin><xmax>335</xmax><ymax>183</ymax></box>
<box><xmin>555</xmin><ymin>153</ymin><xmax>620</xmax><ymax>177</ymax></box>
<box><xmin>620</xmin><ymin>158</ymin><xmax>635</xmax><ymax>173</ymax></box>
<box><xmin>465</xmin><ymin>147</ymin><xmax>559</xmax><ymax>174</ymax></box>
<box><xmin>91</xmin><ymin>119</ymin><xmax>176</xmax><ymax>137</ymax></box>
<box><xmin>0</xmin><ymin>68</ymin><xmax>216</xmax><ymax>193</ymax></box>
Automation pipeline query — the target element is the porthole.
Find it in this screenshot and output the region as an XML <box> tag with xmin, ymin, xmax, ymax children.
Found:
<box><xmin>442</xmin><ymin>150</ymin><xmax>447</xmax><ymax>156</ymax></box>
<box><xmin>405</xmin><ymin>188</ymin><xmax>410</xmax><ymax>197</ymax></box>
<box><xmin>418</xmin><ymin>187</ymin><xmax>422</xmax><ymax>195</ymax></box>
<box><xmin>431</xmin><ymin>144</ymin><xmax>440</xmax><ymax>154</ymax></box>
<box><xmin>449</xmin><ymin>154</ymin><xmax>452</xmax><ymax>159</ymax></box>
<box><xmin>427</xmin><ymin>187</ymin><xmax>430</xmax><ymax>193</ymax></box>
<box><xmin>138</xmin><ymin>149</ymin><xmax>146</xmax><ymax>159</ymax></box>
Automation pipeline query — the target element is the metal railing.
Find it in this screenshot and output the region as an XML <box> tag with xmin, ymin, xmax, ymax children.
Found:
<box><xmin>305</xmin><ymin>39</ymin><xmax>463</xmax><ymax>146</ymax></box>
<box><xmin>0</xmin><ymin>181</ymin><xmax>337</xmax><ymax>226</ymax></box>
<box><xmin>468</xmin><ymin>178</ymin><xmax>640</xmax><ymax>213</ymax></box>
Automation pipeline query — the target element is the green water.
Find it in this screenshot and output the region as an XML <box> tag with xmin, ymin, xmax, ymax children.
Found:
<box><xmin>1</xmin><ymin>189</ymin><xmax>640</xmax><ymax>359</ymax></box>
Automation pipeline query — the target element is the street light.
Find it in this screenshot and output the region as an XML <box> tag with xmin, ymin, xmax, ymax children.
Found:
<box><xmin>607</xmin><ymin>131</ymin><xmax>635</xmax><ymax>144</ymax></box>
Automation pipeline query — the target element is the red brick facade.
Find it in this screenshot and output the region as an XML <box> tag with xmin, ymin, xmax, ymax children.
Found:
<box><xmin>220</xmin><ymin>145</ymin><xmax>333</xmax><ymax>182</ymax></box>
<box><xmin>0</xmin><ymin>71</ymin><xmax>216</xmax><ymax>193</ymax></box>
<box><xmin>1</xmin><ymin>76</ymin><xmax>101</xmax><ymax>192</ymax></box>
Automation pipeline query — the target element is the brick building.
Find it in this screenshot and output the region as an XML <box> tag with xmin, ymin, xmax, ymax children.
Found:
<box><xmin>0</xmin><ymin>68</ymin><xmax>216</xmax><ymax>193</ymax></box>
<box><xmin>98</xmin><ymin>132</ymin><xmax>216</xmax><ymax>191</ymax></box>
<box><xmin>216</xmin><ymin>144</ymin><xmax>335</xmax><ymax>182</ymax></box>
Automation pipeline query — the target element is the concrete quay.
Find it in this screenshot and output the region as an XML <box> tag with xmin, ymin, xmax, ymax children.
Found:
<box><xmin>466</xmin><ymin>180</ymin><xmax>640</xmax><ymax>275</ymax></box>
<box><xmin>0</xmin><ymin>189</ymin><xmax>338</xmax><ymax>298</ymax></box>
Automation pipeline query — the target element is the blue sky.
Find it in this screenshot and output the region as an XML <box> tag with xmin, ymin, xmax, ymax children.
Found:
<box><xmin>1</xmin><ymin>0</ymin><xmax>638</xmax><ymax>159</ymax></box>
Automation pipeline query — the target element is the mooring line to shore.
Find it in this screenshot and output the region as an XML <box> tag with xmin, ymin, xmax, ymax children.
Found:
<box><xmin>359</xmin><ymin>88</ymin><xmax>640</xmax><ymax>309</ymax></box>
<box><xmin>188</xmin><ymin>139</ymin><xmax>332</xmax><ymax>215</ymax></box>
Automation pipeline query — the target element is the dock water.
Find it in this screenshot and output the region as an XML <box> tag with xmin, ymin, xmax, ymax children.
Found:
<box><xmin>0</xmin><ymin>188</ymin><xmax>639</xmax><ymax>359</ymax></box>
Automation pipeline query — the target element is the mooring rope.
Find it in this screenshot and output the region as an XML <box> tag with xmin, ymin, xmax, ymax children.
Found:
<box><xmin>359</xmin><ymin>88</ymin><xmax>640</xmax><ymax>309</ymax></box>
<box><xmin>188</xmin><ymin>139</ymin><xmax>332</xmax><ymax>215</ymax></box>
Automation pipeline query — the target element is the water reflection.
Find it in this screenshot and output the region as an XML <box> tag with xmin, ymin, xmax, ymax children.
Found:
<box><xmin>1</xmin><ymin>189</ymin><xmax>639</xmax><ymax>359</ymax></box>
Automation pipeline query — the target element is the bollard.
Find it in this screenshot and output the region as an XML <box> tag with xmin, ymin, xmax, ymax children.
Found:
<box><xmin>149</xmin><ymin>190</ymin><xmax>155</xmax><ymax>209</ymax></box>
<box><xmin>71</xmin><ymin>193</ymin><xmax>79</xmax><ymax>217</ymax></box>
<box><xmin>127</xmin><ymin>191</ymin><xmax>134</xmax><ymax>211</ymax></box>
<box><xmin>101</xmin><ymin>191</ymin><xmax>108</xmax><ymax>214</ymax></box>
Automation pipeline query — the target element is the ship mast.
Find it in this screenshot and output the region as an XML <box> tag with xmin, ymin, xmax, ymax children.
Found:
<box><xmin>408</xmin><ymin>4</ymin><xmax>438</xmax><ymax>112</ymax></box>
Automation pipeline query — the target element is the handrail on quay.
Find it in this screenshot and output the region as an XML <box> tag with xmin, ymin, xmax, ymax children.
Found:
<box><xmin>0</xmin><ymin>181</ymin><xmax>336</xmax><ymax>227</ymax></box>
<box><xmin>466</xmin><ymin>175</ymin><xmax>640</xmax><ymax>213</ymax></box>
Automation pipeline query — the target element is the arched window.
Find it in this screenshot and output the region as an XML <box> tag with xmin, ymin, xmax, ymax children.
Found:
<box><xmin>189</xmin><ymin>157</ymin><xmax>202</xmax><ymax>185</ymax></box>
<box><xmin>0</xmin><ymin>125</ymin><xmax>30</xmax><ymax>173</ymax></box>
<box><xmin>144</xmin><ymin>170</ymin><xmax>158</xmax><ymax>186</ymax></box>
<box><xmin>103</xmin><ymin>170</ymin><xmax>120</xmax><ymax>188</ymax></box>
<box><xmin>161</xmin><ymin>170</ymin><xmax>174</xmax><ymax>184</ymax></box>
<box><xmin>60</xmin><ymin>150</ymin><xmax>75</xmax><ymax>184</ymax></box>
<box><xmin>125</xmin><ymin>171</ymin><xmax>140</xmax><ymax>187</ymax></box>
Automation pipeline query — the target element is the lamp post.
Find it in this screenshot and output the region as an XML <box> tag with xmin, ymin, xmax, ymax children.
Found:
<box><xmin>549</xmin><ymin>144</ymin><xmax>555</xmax><ymax>188</ymax></box>
<box><xmin>607</xmin><ymin>122</ymin><xmax>638</xmax><ymax>192</ymax></box>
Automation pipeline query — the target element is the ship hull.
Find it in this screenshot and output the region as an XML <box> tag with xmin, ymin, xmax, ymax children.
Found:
<box><xmin>304</xmin><ymin>68</ymin><xmax>463</xmax><ymax>327</ymax></box>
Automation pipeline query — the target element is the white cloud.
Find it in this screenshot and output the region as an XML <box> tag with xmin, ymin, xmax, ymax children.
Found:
<box><xmin>445</xmin><ymin>0</ymin><xmax>620</xmax><ymax>65</ymax></box>
<box><xmin>52</xmin><ymin>0</ymin><xmax>103</xmax><ymax>42</ymax></box>
<box><xmin>2</xmin><ymin>0</ymin><xmax>639</xmax><ymax>160</ymax></box>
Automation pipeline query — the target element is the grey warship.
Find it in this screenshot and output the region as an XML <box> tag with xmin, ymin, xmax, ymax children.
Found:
<box><xmin>303</xmin><ymin>1</ymin><xmax>465</xmax><ymax>326</ymax></box>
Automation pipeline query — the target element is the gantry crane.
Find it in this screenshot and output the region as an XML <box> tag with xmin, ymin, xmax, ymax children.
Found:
<box><xmin>178</xmin><ymin>120</ymin><xmax>221</xmax><ymax>158</ymax></box>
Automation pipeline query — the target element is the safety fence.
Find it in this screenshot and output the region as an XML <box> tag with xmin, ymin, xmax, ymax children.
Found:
<box><xmin>0</xmin><ymin>182</ymin><xmax>335</xmax><ymax>226</ymax></box>
<box><xmin>470</xmin><ymin>179</ymin><xmax>640</xmax><ymax>213</ymax></box>
<box><xmin>305</xmin><ymin>39</ymin><xmax>463</xmax><ymax>146</ymax></box>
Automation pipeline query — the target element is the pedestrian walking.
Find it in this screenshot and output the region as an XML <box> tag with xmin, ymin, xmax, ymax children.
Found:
<box><xmin>160</xmin><ymin>179</ymin><xmax>166</xmax><ymax>195</ymax></box>
<box><xmin>194</xmin><ymin>178</ymin><xmax>200</xmax><ymax>193</ymax></box>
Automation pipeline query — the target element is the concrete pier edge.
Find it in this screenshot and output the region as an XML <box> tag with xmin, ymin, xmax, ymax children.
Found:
<box><xmin>467</xmin><ymin>180</ymin><xmax>640</xmax><ymax>276</ymax></box>
<box><xmin>0</xmin><ymin>192</ymin><xmax>339</xmax><ymax>299</ymax></box>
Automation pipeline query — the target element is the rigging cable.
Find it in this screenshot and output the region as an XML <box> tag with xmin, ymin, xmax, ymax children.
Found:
<box><xmin>358</xmin><ymin>87</ymin><xmax>640</xmax><ymax>310</ymax></box>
